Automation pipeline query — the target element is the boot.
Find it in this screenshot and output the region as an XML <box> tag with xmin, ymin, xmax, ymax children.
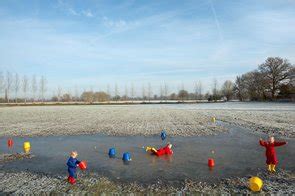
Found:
<box><xmin>145</xmin><ymin>147</ymin><xmax>152</xmax><ymax>152</ymax></box>
<box><xmin>68</xmin><ymin>176</ymin><xmax>76</xmax><ymax>184</ymax></box>
<box><xmin>271</xmin><ymin>164</ymin><xmax>276</xmax><ymax>172</ymax></box>
<box><xmin>267</xmin><ymin>164</ymin><xmax>272</xmax><ymax>172</ymax></box>
<box><xmin>151</xmin><ymin>148</ymin><xmax>158</xmax><ymax>154</ymax></box>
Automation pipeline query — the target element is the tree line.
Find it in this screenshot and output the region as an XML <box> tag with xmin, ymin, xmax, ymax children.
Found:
<box><xmin>0</xmin><ymin>57</ymin><xmax>294</xmax><ymax>103</ymax></box>
<box><xmin>234</xmin><ymin>57</ymin><xmax>294</xmax><ymax>101</ymax></box>
<box><xmin>0</xmin><ymin>72</ymin><xmax>47</xmax><ymax>103</ymax></box>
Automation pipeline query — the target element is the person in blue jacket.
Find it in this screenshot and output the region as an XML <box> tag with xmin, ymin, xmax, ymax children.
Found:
<box><xmin>67</xmin><ymin>151</ymin><xmax>81</xmax><ymax>184</ymax></box>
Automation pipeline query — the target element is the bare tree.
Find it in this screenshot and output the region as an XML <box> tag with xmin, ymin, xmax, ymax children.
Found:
<box><xmin>164</xmin><ymin>83</ymin><xmax>168</xmax><ymax>101</ymax></box>
<box><xmin>90</xmin><ymin>85</ymin><xmax>94</xmax><ymax>92</ymax></box>
<box><xmin>81</xmin><ymin>91</ymin><xmax>94</xmax><ymax>103</ymax></box>
<box><xmin>6</xmin><ymin>71</ymin><xmax>12</xmax><ymax>103</ymax></box>
<box><xmin>106</xmin><ymin>84</ymin><xmax>110</xmax><ymax>95</ymax></box>
<box><xmin>181</xmin><ymin>82</ymin><xmax>185</xmax><ymax>91</ymax></box>
<box><xmin>195</xmin><ymin>81</ymin><xmax>203</xmax><ymax>100</ymax></box>
<box><xmin>159</xmin><ymin>85</ymin><xmax>163</xmax><ymax>101</ymax></box>
<box><xmin>0</xmin><ymin>71</ymin><xmax>4</xmax><ymax>99</ymax></box>
<box><xmin>13</xmin><ymin>73</ymin><xmax>20</xmax><ymax>103</ymax></box>
<box><xmin>234</xmin><ymin>75</ymin><xmax>250</xmax><ymax>101</ymax></box>
<box><xmin>22</xmin><ymin>75</ymin><xmax>29</xmax><ymax>103</ymax></box>
<box><xmin>39</xmin><ymin>76</ymin><xmax>47</xmax><ymax>102</ymax></box>
<box><xmin>199</xmin><ymin>81</ymin><xmax>203</xmax><ymax>99</ymax></box>
<box><xmin>142</xmin><ymin>84</ymin><xmax>146</xmax><ymax>101</ymax></box>
<box><xmin>74</xmin><ymin>85</ymin><xmax>79</xmax><ymax>102</ymax></box>
<box><xmin>194</xmin><ymin>82</ymin><xmax>198</xmax><ymax>99</ymax></box>
<box><xmin>114</xmin><ymin>83</ymin><xmax>118</xmax><ymax>96</ymax></box>
<box><xmin>106</xmin><ymin>84</ymin><xmax>111</xmax><ymax>102</ymax></box>
<box><xmin>178</xmin><ymin>90</ymin><xmax>189</xmax><ymax>101</ymax></box>
<box><xmin>57</xmin><ymin>86</ymin><xmax>63</xmax><ymax>102</ymax></box>
<box><xmin>259</xmin><ymin>57</ymin><xmax>293</xmax><ymax>99</ymax></box>
<box><xmin>169</xmin><ymin>93</ymin><xmax>177</xmax><ymax>100</ymax></box>
<box><xmin>114</xmin><ymin>83</ymin><xmax>119</xmax><ymax>101</ymax></box>
<box><xmin>147</xmin><ymin>83</ymin><xmax>152</xmax><ymax>102</ymax></box>
<box><xmin>31</xmin><ymin>75</ymin><xmax>37</xmax><ymax>102</ymax></box>
<box><xmin>94</xmin><ymin>91</ymin><xmax>109</xmax><ymax>102</ymax></box>
<box><xmin>234</xmin><ymin>71</ymin><xmax>269</xmax><ymax>101</ymax></box>
<box><xmin>124</xmin><ymin>84</ymin><xmax>128</xmax><ymax>100</ymax></box>
<box><xmin>130</xmin><ymin>83</ymin><xmax>135</xmax><ymax>102</ymax></box>
<box><xmin>222</xmin><ymin>80</ymin><xmax>234</xmax><ymax>101</ymax></box>
<box><xmin>62</xmin><ymin>93</ymin><xmax>72</xmax><ymax>102</ymax></box>
<box><xmin>212</xmin><ymin>78</ymin><xmax>218</xmax><ymax>101</ymax></box>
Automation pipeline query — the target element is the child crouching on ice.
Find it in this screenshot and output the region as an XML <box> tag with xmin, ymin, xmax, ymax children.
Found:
<box><xmin>67</xmin><ymin>151</ymin><xmax>81</xmax><ymax>184</ymax></box>
<box><xmin>259</xmin><ymin>136</ymin><xmax>287</xmax><ymax>172</ymax></box>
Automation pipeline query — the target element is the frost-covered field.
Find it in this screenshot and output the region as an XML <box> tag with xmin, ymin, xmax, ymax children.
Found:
<box><xmin>0</xmin><ymin>169</ymin><xmax>294</xmax><ymax>195</ymax></box>
<box><xmin>0</xmin><ymin>105</ymin><xmax>225</xmax><ymax>137</ymax></box>
<box><xmin>0</xmin><ymin>103</ymin><xmax>295</xmax><ymax>194</ymax></box>
<box><xmin>0</xmin><ymin>103</ymin><xmax>294</xmax><ymax>137</ymax></box>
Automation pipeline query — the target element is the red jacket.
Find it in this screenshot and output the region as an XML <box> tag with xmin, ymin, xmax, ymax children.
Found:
<box><xmin>259</xmin><ymin>140</ymin><xmax>286</xmax><ymax>165</ymax></box>
<box><xmin>155</xmin><ymin>145</ymin><xmax>173</xmax><ymax>156</ymax></box>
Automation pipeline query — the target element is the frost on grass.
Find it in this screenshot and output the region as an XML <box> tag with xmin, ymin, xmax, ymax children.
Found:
<box><xmin>0</xmin><ymin>169</ymin><xmax>294</xmax><ymax>194</ymax></box>
<box><xmin>0</xmin><ymin>105</ymin><xmax>225</xmax><ymax>137</ymax></box>
<box><xmin>0</xmin><ymin>105</ymin><xmax>294</xmax><ymax>137</ymax></box>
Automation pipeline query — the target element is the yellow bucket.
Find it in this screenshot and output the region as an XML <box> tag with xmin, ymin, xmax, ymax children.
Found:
<box><xmin>211</xmin><ymin>117</ymin><xmax>216</xmax><ymax>123</ymax></box>
<box><xmin>23</xmin><ymin>141</ymin><xmax>31</xmax><ymax>153</ymax></box>
<box><xmin>249</xmin><ymin>176</ymin><xmax>263</xmax><ymax>192</ymax></box>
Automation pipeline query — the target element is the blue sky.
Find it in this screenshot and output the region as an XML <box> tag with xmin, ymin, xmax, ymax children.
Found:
<box><xmin>0</xmin><ymin>0</ymin><xmax>295</xmax><ymax>96</ymax></box>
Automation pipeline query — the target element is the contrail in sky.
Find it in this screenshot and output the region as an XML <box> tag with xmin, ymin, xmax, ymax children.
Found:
<box><xmin>208</xmin><ymin>0</ymin><xmax>224</xmax><ymax>43</ymax></box>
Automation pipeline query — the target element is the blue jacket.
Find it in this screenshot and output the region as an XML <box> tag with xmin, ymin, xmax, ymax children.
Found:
<box><xmin>67</xmin><ymin>157</ymin><xmax>80</xmax><ymax>178</ymax></box>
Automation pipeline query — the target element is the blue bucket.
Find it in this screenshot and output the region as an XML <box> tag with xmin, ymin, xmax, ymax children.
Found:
<box><xmin>108</xmin><ymin>148</ymin><xmax>116</xmax><ymax>158</ymax></box>
<box><xmin>161</xmin><ymin>130</ymin><xmax>167</xmax><ymax>140</ymax></box>
<box><xmin>122</xmin><ymin>152</ymin><xmax>131</xmax><ymax>161</ymax></box>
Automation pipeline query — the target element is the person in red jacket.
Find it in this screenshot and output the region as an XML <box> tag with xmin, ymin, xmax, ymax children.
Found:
<box><xmin>148</xmin><ymin>143</ymin><xmax>173</xmax><ymax>156</ymax></box>
<box><xmin>259</xmin><ymin>136</ymin><xmax>287</xmax><ymax>172</ymax></box>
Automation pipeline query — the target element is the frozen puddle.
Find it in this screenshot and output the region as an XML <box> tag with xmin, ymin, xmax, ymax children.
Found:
<box><xmin>0</xmin><ymin>124</ymin><xmax>294</xmax><ymax>184</ymax></box>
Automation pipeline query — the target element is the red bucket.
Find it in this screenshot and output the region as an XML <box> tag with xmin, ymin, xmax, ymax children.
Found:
<box><xmin>208</xmin><ymin>158</ymin><xmax>215</xmax><ymax>167</ymax></box>
<box><xmin>78</xmin><ymin>161</ymin><xmax>87</xmax><ymax>170</ymax></box>
<box><xmin>7</xmin><ymin>139</ymin><xmax>14</xmax><ymax>148</ymax></box>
